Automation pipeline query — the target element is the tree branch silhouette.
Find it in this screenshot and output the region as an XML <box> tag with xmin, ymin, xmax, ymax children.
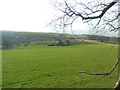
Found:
<box><xmin>79</xmin><ymin>58</ymin><xmax>120</xmax><ymax>75</ymax></box>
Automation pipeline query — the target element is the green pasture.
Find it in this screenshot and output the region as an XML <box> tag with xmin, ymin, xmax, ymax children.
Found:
<box><xmin>2</xmin><ymin>40</ymin><xmax>118</xmax><ymax>88</ymax></box>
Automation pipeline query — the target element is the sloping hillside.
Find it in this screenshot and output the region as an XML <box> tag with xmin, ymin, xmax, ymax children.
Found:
<box><xmin>1</xmin><ymin>30</ymin><xmax>119</xmax><ymax>48</ymax></box>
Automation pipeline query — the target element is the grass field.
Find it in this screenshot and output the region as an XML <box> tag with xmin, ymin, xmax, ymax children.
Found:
<box><xmin>2</xmin><ymin>40</ymin><xmax>118</xmax><ymax>88</ymax></box>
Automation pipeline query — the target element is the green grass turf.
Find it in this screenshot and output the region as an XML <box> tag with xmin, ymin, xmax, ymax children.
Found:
<box><xmin>2</xmin><ymin>40</ymin><xmax>118</xmax><ymax>88</ymax></box>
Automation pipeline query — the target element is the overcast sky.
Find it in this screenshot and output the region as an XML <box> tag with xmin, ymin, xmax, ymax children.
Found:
<box><xmin>0</xmin><ymin>0</ymin><xmax>118</xmax><ymax>37</ymax></box>
<box><xmin>0</xmin><ymin>0</ymin><xmax>55</xmax><ymax>32</ymax></box>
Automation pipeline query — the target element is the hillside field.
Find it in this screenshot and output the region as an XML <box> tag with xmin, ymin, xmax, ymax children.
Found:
<box><xmin>2</xmin><ymin>40</ymin><xmax>118</xmax><ymax>88</ymax></box>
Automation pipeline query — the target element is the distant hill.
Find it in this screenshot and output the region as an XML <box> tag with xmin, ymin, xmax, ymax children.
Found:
<box><xmin>1</xmin><ymin>30</ymin><xmax>119</xmax><ymax>48</ymax></box>
<box><xmin>1</xmin><ymin>31</ymin><xmax>73</xmax><ymax>48</ymax></box>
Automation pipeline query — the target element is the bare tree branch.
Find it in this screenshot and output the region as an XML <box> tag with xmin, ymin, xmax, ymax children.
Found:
<box><xmin>79</xmin><ymin>58</ymin><xmax>120</xmax><ymax>75</ymax></box>
<box><xmin>50</xmin><ymin>0</ymin><xmax>119</xmax><ymax>35</ymax></box>
<box><xmin>50</xmin><ymin>0</ymin><xmax>120</xmax><ymax>89</ymax></box>
<box><xmin>64</xmin><ymin>0</ymin><xmax>118</xmax><ymax>20</ymax></box>
<box><xmin>114</xmin><ymin>74</ymin><xmax>120</xmax><ymax>89</ymax></box>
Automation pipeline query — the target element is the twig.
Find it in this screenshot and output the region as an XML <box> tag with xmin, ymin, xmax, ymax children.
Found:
<box><xmin>111</xmin><ymin>43</ymin><xmax>117</xmax><ymax>49</ymax></box>
<box><xmin>79</xmin><ymin>58</ymin><xmax>120</xmax><ymax>75</ymax></box>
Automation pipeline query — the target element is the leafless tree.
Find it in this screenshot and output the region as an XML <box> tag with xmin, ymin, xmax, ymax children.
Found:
<box><xmin>50</xmin><ymin>0</ymin><xmax>120</xmax><ymax>89</ymax></box>
<box><xmin>50</xmin><ymin>0</ymin><xmax>119</xmax><ymax>34</ymax></box>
